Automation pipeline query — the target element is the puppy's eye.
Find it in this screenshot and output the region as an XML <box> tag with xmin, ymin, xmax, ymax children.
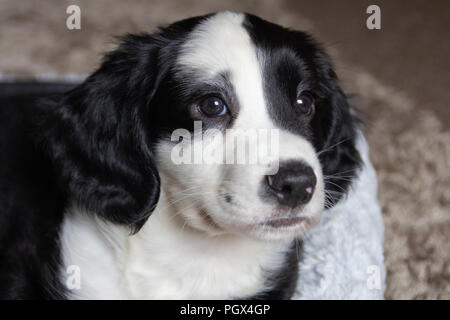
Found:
<box><xmin>295</xmin><ymin>92</ymin><xmax>315</xmax><ymax>116</ymax></box>
<box><xmin>197</xmin><ymin>97</ymin><xmax>228</xmax><ymax>117</ymax></box>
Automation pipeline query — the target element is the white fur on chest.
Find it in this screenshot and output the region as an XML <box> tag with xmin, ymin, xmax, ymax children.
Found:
<box><xmin>60</xmin><ymin>194</ymin><xmax>289</xmax><ymax>299</ymax></box>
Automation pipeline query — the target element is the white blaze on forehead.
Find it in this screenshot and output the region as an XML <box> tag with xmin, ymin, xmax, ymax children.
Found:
<box><xmin>176</xmin><ymin>12</ymin><xmax>323</xmax><ymax>181</ymax></box>
<box><xmin>177</xmin><ymin>11</ymin><xmax>270</xmax><ymax>129</ymax></box>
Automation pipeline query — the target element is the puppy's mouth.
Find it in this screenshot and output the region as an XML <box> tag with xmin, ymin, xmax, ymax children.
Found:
<box><xmin>192</xmin><ymin>203</ymin><xmax>319</xmax><ymax>239</ymax></box>
<box><xmin>262</xmin><ymin>216</ymin><xmax>310</xmax><ymax>228</ymax></box>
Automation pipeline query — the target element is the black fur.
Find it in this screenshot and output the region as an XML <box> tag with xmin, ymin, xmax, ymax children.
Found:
<box><xmin>0</xmin><ymin>83</ymin><xmax>73</xmax><ymax>299</ymax></box>
<box><xmin>0</xmin><ymin>13</ymin><xmax>360</xmax><ymax>299</ymax></box>
<box><xmin>248</xmin><ymin>242</ymin><xmax>302</xmax><ymax>300</ymax></box>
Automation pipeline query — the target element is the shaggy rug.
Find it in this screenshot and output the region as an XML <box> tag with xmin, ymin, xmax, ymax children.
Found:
<box><xmin>0</xmin><ymin>0</ymin><xmax>448</xmax><ymax>299</ymax></box>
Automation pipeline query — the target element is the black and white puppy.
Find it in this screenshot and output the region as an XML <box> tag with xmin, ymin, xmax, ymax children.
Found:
<box><xmin>0</xmin><ymin>11</ymin><xmax>361</xmax><ymax>299</ymax></box>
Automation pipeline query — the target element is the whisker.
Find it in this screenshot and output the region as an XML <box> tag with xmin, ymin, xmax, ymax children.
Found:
<box><xmin>324</xmin><ymin>176</ymin><xmax>354</xmax><ymax>183</ymax></box>
<box><xmin>324</xmin><ymin>180</ymin><xmax>348</xmax><ymax>194</ymax></box>
<box><xmin>317</xmin><ymin>138</ymin><xmax>352</xmax><ymax>156</ymax></box>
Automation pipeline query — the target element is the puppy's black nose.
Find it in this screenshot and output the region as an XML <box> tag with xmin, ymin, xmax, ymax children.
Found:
<box><xmin>265</xmin><ymin>161</ymin><xmax>316</xmax><ymax>208</ymax></box>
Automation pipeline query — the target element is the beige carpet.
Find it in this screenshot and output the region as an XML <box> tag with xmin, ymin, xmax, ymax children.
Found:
<box><xmin>0</xmin><ymin>0</ymin><xmax>448</xmax><ymax>299</ymax></box>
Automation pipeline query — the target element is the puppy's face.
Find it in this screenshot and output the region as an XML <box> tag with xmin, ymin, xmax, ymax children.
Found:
<box><xmin>152</xmin><ymin>12</ymin><xmax>329</xmax><ymax>240</ymax></box>
<box><xmin>50</xmin><ymin>12</ymin><xmax>360</xmax><ymax>238</ymax></box>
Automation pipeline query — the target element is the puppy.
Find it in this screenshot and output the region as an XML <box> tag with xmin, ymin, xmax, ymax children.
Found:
<box><xmin>0</xmin><ymin>11</ymin><xmax>361</xmax><ymax>299</ymax></box>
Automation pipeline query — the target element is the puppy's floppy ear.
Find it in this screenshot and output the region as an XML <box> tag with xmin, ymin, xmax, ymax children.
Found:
<box><xmin>311</xmin><ymin>54</ymin><xmax>362</xmax><ymax>207</ymax></box>
<box><xmin>37</xmin><ymin>34</ymin><xmax>167</xmax><ymax>232</ymax></box>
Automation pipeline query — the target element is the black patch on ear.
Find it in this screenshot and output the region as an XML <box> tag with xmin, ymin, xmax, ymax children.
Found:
<box><xmin>312</xmin><ymin>86</ymin><xmax>362</xmax><ymax>208</ymax></box>
<box><xmin>34</xmin><ymin>16</ymin><xmax>206</xmax><ymax>233</ymax></box>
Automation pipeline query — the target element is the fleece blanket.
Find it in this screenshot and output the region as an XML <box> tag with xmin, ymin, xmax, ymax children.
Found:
<box><xmin>293</xmin><ymin>133</ymin><xmax>385</xmax><ymax>299</ymax></box>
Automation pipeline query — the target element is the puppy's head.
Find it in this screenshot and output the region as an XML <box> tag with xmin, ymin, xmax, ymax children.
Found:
<box><xmin>41</xmin><ymin>12</ymin><xmax>360</xmax><ymax>239</ymax></box>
